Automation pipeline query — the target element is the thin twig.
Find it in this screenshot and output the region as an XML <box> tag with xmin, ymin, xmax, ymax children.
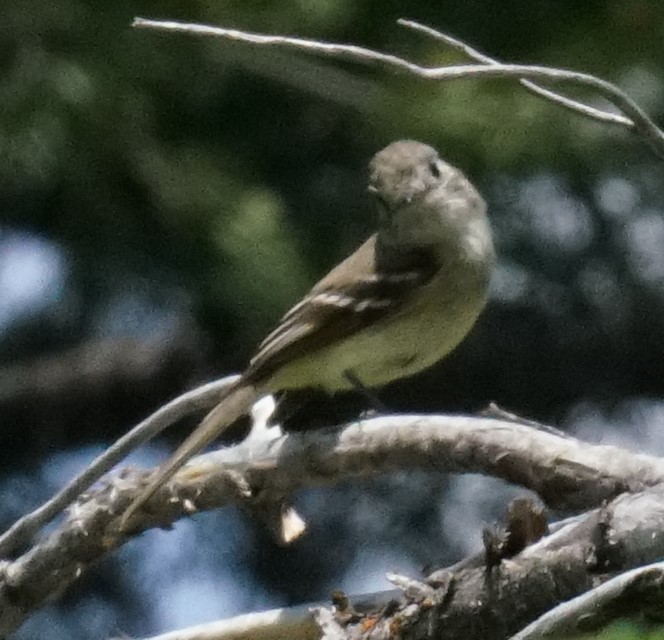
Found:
<box><xmin>132</xmin><ymin>17</ymin><xmax>664</xmax><ymax>158</ymax></box>
<box><xmin>0</xmin><ymin>375</ymin><xmax>239</xmax><ymax>558</ymax></box>
<box><xmin>131</xmin><ymin>18</ymin><xmax>426</xmax><ymax>73</ymax></box>
<box><xmin>398</xmin><ymin>19</ymin><xmax>634</xmax><ymax>129</ymax></box>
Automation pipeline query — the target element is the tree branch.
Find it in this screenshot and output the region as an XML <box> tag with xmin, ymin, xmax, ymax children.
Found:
<box><xmin>117</xmin><ymin>413</ymin><xmax>664</xmax><ymax>534</ymax></box>
<box><xmin>398</xmin><ymin>19</ymin><xmax>634</xmax><ymax>128</ymax></box>
<box><xmin>0</xmin><ymin>375</ymin><xmax>239</xmax><ymax>559</ymax></box>
<box><xmin>5</xmin><ymin>18</ymin><xmax>662</xmax><ymax>637</ymax></box>
<box><xmin>329</xmin><ymin>485</ymin><xmax>664</xmax><ymax>640</ymax></box>
<box><xmin>510</xmin><ymin>560</ymin><xmax>664</xmax><ymax>639</ymax></box>
<box><xmin>126</xmin><ymin>485</ymin><xmax>664</xmax><ymax>640</ymax></box>
<box><xmin>132</xmin><ymin>17</ymin><xmax>664</xmax><ymax>157</ymax></box>
<box><xmin>2</xmin><ymin>414</ymin><xmax>664</xmax><ymax>635</ymax></box>
<box><xmin>124</xmin><ymin>592</ymin><xmax>399</xmax><ymax>640</ymax></box>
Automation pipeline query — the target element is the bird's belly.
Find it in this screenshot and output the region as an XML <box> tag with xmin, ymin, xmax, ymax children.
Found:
<box><xmin>271</xmin><ymin>285</ymin><xmax>487</xmax><ymax>393</ymax></box>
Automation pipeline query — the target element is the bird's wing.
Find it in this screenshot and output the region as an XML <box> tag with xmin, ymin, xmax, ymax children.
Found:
<box><xmin>244</xmin><ymin>235</ymin><xmax>437</xmax><ymax>384</ymax></box>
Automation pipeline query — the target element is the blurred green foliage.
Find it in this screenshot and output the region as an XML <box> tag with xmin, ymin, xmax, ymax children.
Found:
<box><xmin>2</xmin><ymin>0</ymin><xmax>662</xmax><ymax>369</ymax></box>
<box><xmin>576</xmin><ymin>621</ymin><xmax>664</xmax><ymax>639</ymax></box>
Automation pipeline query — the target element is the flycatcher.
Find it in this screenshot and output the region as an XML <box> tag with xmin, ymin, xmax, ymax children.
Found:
<box><xmin>120</xmin><ymin>140</ymin><xmax>495</xmax><ymax>529</ymax></box>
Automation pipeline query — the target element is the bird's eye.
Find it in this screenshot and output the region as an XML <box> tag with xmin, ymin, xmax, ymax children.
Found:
<box><xmin>429</xmin><ymin>161</ymin><xmax>441</xmax><ymax>178</ymax></box>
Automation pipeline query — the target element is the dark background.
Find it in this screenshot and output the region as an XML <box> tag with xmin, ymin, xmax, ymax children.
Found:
<box><xmin>1</xmin><ymin>1</ymin><xmax>663</xmax><ymax>638</ymax></box>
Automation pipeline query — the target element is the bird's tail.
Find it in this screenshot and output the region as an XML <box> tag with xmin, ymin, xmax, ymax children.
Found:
<box><xmin>119</xmin><ymin>381</ymin><xmax>260</xmax><ymax>531</ymax></box>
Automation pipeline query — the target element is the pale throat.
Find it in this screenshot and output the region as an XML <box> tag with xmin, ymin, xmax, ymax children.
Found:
<box><xmin>380</xmin><ymin>199</ymin><xmax>492</xmax><ymax>266</ymax></box>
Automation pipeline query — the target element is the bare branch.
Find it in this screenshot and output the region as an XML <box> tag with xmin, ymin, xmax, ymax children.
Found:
<box><xmin>367</xmin><ymin>485</ymin><xmax>664</xmax><ymax>640</ymax></box>
<box><xmin>3</xmin><ymin>414</ymin><xmax>664</xmax><ymax>635</ymax></box>
<box><xmin>131</xmin><ymin>602</ymin><xmax>323</xmax><ymax>640</ymax></box>
<box><xmin>510</xmin><ymin>561</ymin><xmax>664</xmax><ymax>639</ymax></box>
<box><xmin>398</xmin><ymin>19</ymin><xmax>634</xmax><ymax>129</ymax></box>
<box><xmin>119</xmin><ymin>486</ymin><xmax>664</xmax><ymax>640</ymax></box>
<box><xmin>131</xmin><ymin>18</ymin><xmax>427</xmax><ymax>74</ymax></box>
<box><xmin>132</xmin><ymin>589</ymin><xmax>396</xmax><ymax>640</ymax></box>
<box><xmin>114</xmin><ymin>413</ymin><xmax>664</xmax><ymax>536</ymax></box>
<box><xmin>132</xmin><ymin>17</ymin><xmax>664</xmax><ymax>157</ymax></box>
<box><xmin>0</xmin><ymin>375</ymin><xmax>239</xmax><ymax>559</ymax></box>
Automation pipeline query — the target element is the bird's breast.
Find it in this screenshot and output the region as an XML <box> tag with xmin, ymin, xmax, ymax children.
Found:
<box><xmin>271</xmin><ymin>261</ymin><xmax>490</xmax><ymax>393</ymax></box>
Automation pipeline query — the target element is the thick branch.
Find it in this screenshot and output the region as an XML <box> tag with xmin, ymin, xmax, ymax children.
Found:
<box><xmin>119</xmin><ymin>414</ymin><xmax>664</xmax><ymax>531</ymax></box>
<box><xmin>129</xmin><ymin>485</ymin><xmax>664</xmax><ymax>640</ymax></box>
<box><xmin>2</xmin><ymin>414</ymin><xmax>664</xmax><ymax>635</ymax></box>
<box><xmin>341</xmin><ymin>485</ymin><xmax>664</xmax><ymax>640</ymax></box>
<box><xmin>511</xmin><ymin>561</ymin><xmax>664</xmax><ymax>639</ymax></box>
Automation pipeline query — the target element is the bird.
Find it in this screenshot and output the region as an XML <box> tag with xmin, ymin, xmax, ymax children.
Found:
<box><xmin>119</xmin><ymin>139</ymin><xmax>495</xmax><ymax>530</ymax></box>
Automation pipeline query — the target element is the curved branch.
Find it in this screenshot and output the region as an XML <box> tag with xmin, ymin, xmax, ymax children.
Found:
<box><xmin>2</xmin><ymin>414</ymin><xmax>664</xmax><ymax>635</ymax></box>
<box><xmin>132</xmin><ymin>17</ymin><xmax>664</xmax><ymax>157</ymax></box>
<box><xmin>375</xmin><ymin>484</ymin><xmax>664</xmax><ymax>640</ymax></box>
<box><xmin>116</xmin><ymin>413</ymin><xmax>664</xmax><ymax>532</ymax></box>
<box><xmin>398</xmin><ymin>19</ymin><xmax>634</xmax><ymax>129</ymax></box>
<box><xmin>0</xmin><ymin>375</ymin><xmax>239</xmax><ymax>559</ymax></box>
<box><xmin>117</xmin><ymin>485</ymin><xmax>664</xmax><ymax>640</ymax></box>
<box><xmin>510</xmin><ymin>560</ymin><xmax>664</xmax><ymax>639</ymax></box>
